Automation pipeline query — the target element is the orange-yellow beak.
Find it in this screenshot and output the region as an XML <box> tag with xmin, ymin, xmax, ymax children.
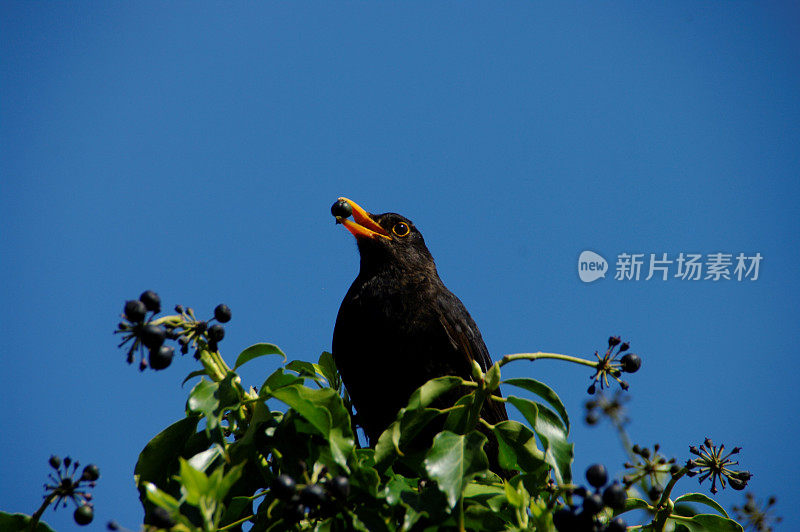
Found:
<box><xmin>336</xmin><ymin>197</ymin><xmax>391</xmax><ymax>241</ymax></box>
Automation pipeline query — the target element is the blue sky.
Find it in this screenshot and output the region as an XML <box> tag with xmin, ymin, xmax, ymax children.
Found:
<box><xmin>2</xmin><ymin>2</ymin><xmax>798</xmax><ymax>530</ymax></box>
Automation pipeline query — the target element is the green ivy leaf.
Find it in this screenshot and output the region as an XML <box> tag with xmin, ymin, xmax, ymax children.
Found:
<box><xmin>491</xmin><ymin>420</ymin><xmax>546</xmax><ymax>472</ymax></box>
<box><xmin>317</xmin><ymin>351</ymin><xmax>341</xmax><ymax>390</ymax></box>
<box><xmin>443</xmin><ymin>392</ymin><xmax>484</xmax><ymax>434</ymax></box>
<box><xmin>423</xmin><ymin>431</ymin><xmax>490</xmax><ymax>507</ymax></box>
<box><xmin>186</xmin><ymin>379</ymin><xmax>221</xmax><ymax>430</ymax></box>
<box><xmin>182</xmin><ymin>369</ymin><xmax>208</xmax><ymax>387</ymax></box>
<box><xmin>178</xmin><ymin>457</ymin><xmax>211</xmax><ymax>505</ymax></box>
<box><xmin>405</xmin><ymin>376</ymin><xmax>464</xmax><ymax>410</ymax></box>
<box><xmin>188</xmin><ymin>444</ymin><xmax>224</xmax><ymax>473</ymax></box>
<box><xmin>269</xmin><ymin>384</ymin><xmax>354</xmax><ymax>470</ymax></box>
<box><xmin>503</xmin><ymin>480</ymin><xmax>526</xmax><ymax>508</ymax></box>
<box><xmin>143</xmin><ymin>481</ymin><xmax>181</xmax><ymax>512</ymax></box>
<box><xmin>0</xmin><ymin>512</ymin><xmax>56</xmax><ymax>532</ymax></box>
<box><xmin>374</xmin><ymin>408</ymin><xmax>441</xmax><ymax>469</ymax></box>
<box><xmin>220</xmin><ymin>496</ymin><xmax>253</xmax><ymax>528</ymax></box>
<box><xmin>669</xmin><ymin>514</ymin><xmax>744</xmax><ymax>532</ymax></box>
<box><xmin>484</xmin><ymin>362</ymin><xmax>501</xmax><ymax>392</ymax></box>
<box><xmin>621</xmin><ymin>497</ymin><xmax>651</xmax><ymax>512</ymax></box>
<box><xmin>507</xmin><ymin>396</ymin><xmax>573</xmax><ymax>484</ymax></box>
<box><xmin>215</xmin><ymin>461</ymin><xmax>245</xmax><ymax>500</ymax></box>
<box><xmin>286</xmin><ymin>359</ymin><xmax>324</xmax><ymax>379</ymax></box>
<box><xmin>674</xmin><ymin>493</ymin><xmax>729</xmax><ymax>518</ymax></box>
<box><xmin>134</xmin><ymin>416</ymin><xmax>200</xmax><ymax>488</ymax></box>
<box><xmin>260</xmin><ymin>367</ymin><xmax>304</xmax><ymax>393</ymax></box>
<box><xmin>503</xmin><ymin>377</ymin><xmax>570</xmax><ymax>433</ymax></box>
<box><xmin>234</xmin><ymin>343</ymin><xmax>286</xmax><ymax>369</ymax></box>
<box><xmin>350</xmin><ymin>449</ymin><xmax>381</xmax><ymax>497</ymax></box>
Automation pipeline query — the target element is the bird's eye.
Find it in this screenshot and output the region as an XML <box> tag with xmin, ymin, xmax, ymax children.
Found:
<box><xmin>392</xmin><ymin>222</ymin><xmax>410</xmax><ymax>237</ymax></box>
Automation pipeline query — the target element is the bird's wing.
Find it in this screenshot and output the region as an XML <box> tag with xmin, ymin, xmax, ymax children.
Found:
<box><xmin>435</xmin><ymin>291</ymin><xmax>509</xmax><ymax>425</ymax></box>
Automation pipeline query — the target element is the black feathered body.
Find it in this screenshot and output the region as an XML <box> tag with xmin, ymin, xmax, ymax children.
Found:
<box><xmin>333</xmin><ymin>212</ymin><xmax>507</xmax><ymax>446</ymax></box>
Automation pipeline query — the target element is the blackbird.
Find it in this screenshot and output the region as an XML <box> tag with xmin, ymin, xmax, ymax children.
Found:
<box><xmin>331</xmin><ymin>197</ymin><xmax>508</xmax><ymax>453</ymax></box>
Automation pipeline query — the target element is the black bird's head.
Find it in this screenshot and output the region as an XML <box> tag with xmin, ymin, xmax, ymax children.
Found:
<box><xmin>331</xmin><ymin>197</ymin><xmax>435</xmax><ymax>276</ymax></box>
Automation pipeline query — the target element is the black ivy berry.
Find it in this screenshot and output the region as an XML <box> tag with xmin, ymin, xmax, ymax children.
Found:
<box><xmin>331</xmin><ymin>199</ymin><xmax>353</xmax><ymax>219</ymax></box>
<box><xmin>602</xmin><ymin>482</ymin><xmax>627</xmax><ymax>511</ymax></box>
<box><xmin>648</xmin><ymin>485</ymin><xmax>663</xmax><ymax>501</ymax></box>
<box><xmin>214</xmin><ymin>304</ymin><xmax>232</xmax><ymax>323</ymax></box>
<box><xmin>150</xmin><ymin>507</ymin><xmax>175</xmax><ymax>528</ymax></box>
<box><xmin>107</xmin><ymin>521</ymin><xmax>119</xmax><ymax>530</ymax></box>
<box><xmin>621</xmin><ymin>353</ymin><xmax>641</xmax><ymax>373</ymax></box>
<box><xmin>81</xmin><ymin>464</ymin><xmax>100</xmax><ymax>482</ymax></box>
<box><xmin>608</xmin><ymin>336</ymin><xmax>621</xmax><ymax>347</ymax></box>
<box><xmin>208</xmin><ymin>324</ymin><xmax>225</xmax><ymax>342</ymax></box>
<box><xmin>586</xmin><ymin>463</ymin><xmax>608</xmax><ymax>488</ymax></box>
<box><xmin>285</xmin><ymin>498</ymin><xmax>305</xmax><ymax>522</ymax></box>
<box><xmin>271</xmin><ymin>474</ymin><xmax>297</xmax><ymax>500</ymax></box>
<box><xmin>141</xmin><ymin>324</ymin><xmax>166</xmax><ymax>349</ymax></box>
<box><xmin>149</xmin><ymin>346</ymin><xmax>174</xmax><ymax>370</ymax></box>
<box><xmin>139</xmin><ymin>290</ymin><xmax>161</xmax><ymax>313</ymax></box>
<box><xmin>327</xmin><ymin>476</ymin><xmax>350</xmax><ymax>499</ymax></box>
<box><xmin>49</xmin><ymin>455</ymin><xmax>61</xmax><ymax>469</ymax></box>
<box><xmin>124</xmin><ymin>300</ymin><xmax>147</xmax><ymax>323</ymax></box>
<box><xmin>300</xmin><ymin>484</ymin><xmax>327</xmax><ymax>507</ymax></box>
<box><xmin>74</xmin><ymin>504</ymin><xmax>94</xmax><ymax>526</ymax></box>
<box><xmin>583</xmin><ymin>493</ymin><xmax>604</xmax><ymax>515</ymax></box>
<box><xmin>552</xmin><ymin>508</ymin><xmax>576</xmax><ymax>531</ymax></box>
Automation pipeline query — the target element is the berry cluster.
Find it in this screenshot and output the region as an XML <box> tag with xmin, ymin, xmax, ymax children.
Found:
<box><xmin>115</xmin><ymin>290</ymin><xmax>232</xmax><ymax>371</ymax></box>
<box><xmin>270</xmin><ymin>472</ymin><xmax>350</xmax><ymax>523</ymax></box>
<box><xmin>587</xmin><ymin>336</ymin><xmax>641</xmax><ymax>395</ymax></box>
<box><xmin>686</xmin><ymin>438</ymin><xmax>752</xmax><ymax>494</ymax></box>
<box><xmin>733</xmin><ymin>493</ymin><xmax>782</xmax><ymax>532</ymax></box>
<box><xmin>622</xmin><ymin>444</ymin><xmax>677</xmax><ymax>500</ymax></box>
<box><xmin>584</xmin><ymin>391</ymin><xmax>630</xmax><ymax>427</ymax></box>
<box><xmin>41</xmin><ymin>455</ymin><xmax>100</xmax><ymax>526</ymax></box>
<box><xmin>552</xmin><ymin>464</ymin><xmax>628</xmax><ymax>532</ymax></box>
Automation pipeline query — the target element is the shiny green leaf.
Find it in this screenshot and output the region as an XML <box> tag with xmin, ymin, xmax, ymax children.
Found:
<box><xmin>186</xmin><ymin>379</ymin><xmax>221</xmax><ymax>429</ymax></box>
<box><xmin>674</xmin><ymin>493</ymin><xmax>729</xmax><ymax>518</ymax></box>
<box><xmin>423</xmin><ymin>431</ymin><xmax>490</xmax><ymax>507</ymax></box>
<box><xmin>669</xmin><ymin>514</ymin><xmax>744</xmax><ymax>532</ymax></box>
<box><xmin>622</xmin><ymin>497</ymin><xmax>651</xmax><ymax>512</ymax></box>
<box><xmin>491</xmin><ymin>420</ymin><xmax>546</xmax><ymax>472</ymax></box>
<box><xmin>286</xmin><ymin>359</ymin><xmax>323</xmax><ymax>379</ymax></box>
<box><xmin>182</xmin><ymin>369</ymin><xmax>208</xmax><ymax>387</ymax></box>
<box><xmin>0</xmin><ymin>512</ymin><xmax>56</xmax><ymax>532</ymax></box>
<box><xmin>484</xmin><ymin>362</ymin><xmax>501</xmax><ymax>391</ymax></box>
<box><xmin>269</xmin><ymin>384</ymin><xmax>354</xmax><ymax>470</ymax></box>
<box><xmin>178</xmin><ymin>457</ymin><xmax>210</xmax><ymax>505</ymax></box>
<box><xmin>215</xmin><ymin>462</ymin><xmax>245</xmax><ymax>500</ymax></box>
<box><xmin>234</xmin><ymin>342</ymin><xmax>286</xmax><ymax>369</ymax></box>
<box><xmin>143</xmin><ymin>481</ymin><xmax>181</xmax><ymax>512</ymax></box>
<box><xmin>374</xmin><ymin>408</ymin><xmax>441</xmax><ymax>469</ymax></box>
<box><xmin>506</xmin><ymin>396</ymin><xmax>573</xmax><ymax>483</ymax></box>
<box><xmin>317</xmin><ymin>351</ymin><xmax>341</xmax><ymax>390</ymax></box>
<box><xmin>134</xmin><ymin>416</ymin><xmax>199</xmax><ymax>487</ymax></box>
<box><xmin>503</xmin><ymin>377</ymin><xmax>570</xmax><ymax>433</ymax></box>
<box><xmin>260</xmin><ymin>367</ymin><xmax>304</xmax><ymax>393</ymax></box>
<box><xmin>406</xmin><ymin>376</ymin><xmax>463</xmax><ymax>410</ymax></box>
<box><xmin>443</xmin><ymin>392</ymin><xmax>484</xmax><ymax>434</ymax></box>
<box><xmin>188</xmin><ymin>444</ymin><xmax>223</xmax><ymax>472</ymax></box>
